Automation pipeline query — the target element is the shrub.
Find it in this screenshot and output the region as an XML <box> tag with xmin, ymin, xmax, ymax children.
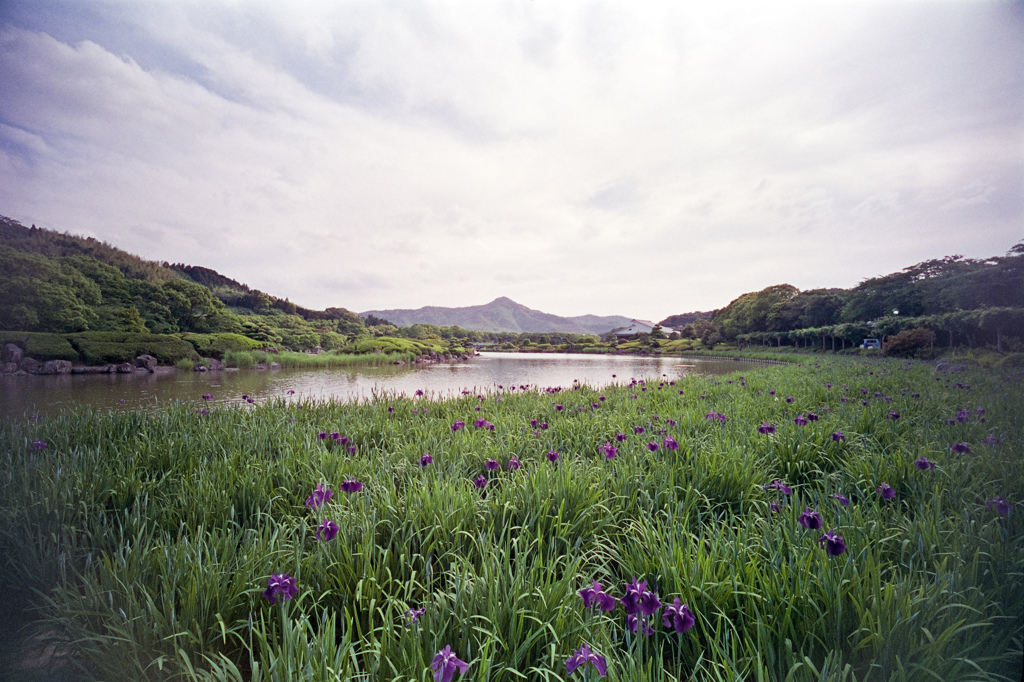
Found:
<box><xmin>68</xmin><ymin>332</ymin><xmax>200</xmax><ymax>365</ymax></box>
<box><xmin>0</xmin><ymin>331</ymin><xmax>80</xmax><ymax>362</ymax></box>
<box><xmin>175</xmin><ymin>358</ymin><xmax>195</xmax><ymax>372</ymax></box>
<box><xmin>883</xmin><ymin>328</ymin><xmax>936</xmax><ymax>357</ymax></box>
<box><xmin>177</xmin><ymin>332</ymin><xmax>264</xmax><ymax>359</ymax></box>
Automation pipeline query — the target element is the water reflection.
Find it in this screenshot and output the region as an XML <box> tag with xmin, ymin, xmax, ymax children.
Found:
<box><xmin>1</xmin><ymin>352</ymin><xmax>753</xmax><ymax>421</ymax></box>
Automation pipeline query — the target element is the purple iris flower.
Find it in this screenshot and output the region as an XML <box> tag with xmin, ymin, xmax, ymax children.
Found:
<box><xmin>887</xmin><ymin>410</ymin><xmax>900</xmax><ymax>420</ymax></box>
<box><xmin>578</xmin><ymin>580</ymin><xmax>617</xmax><ymax>611</ymax></box>
<box><xmin>565</xmin><ymin>643</ymin><xmax>607</xmax><ymax>678</ymax></box>
<box><xmin>202</xmin><ymin>393</ymin><xmax>213</xmax><ymax>400</ymax></box>
<box><xmin>305</xmin><ymin>483</ymin><xmax>333</xmax><ymax>509</ymax></box>
<box><xmin>530</xmin><ymin>419</ymin><xmax>538</xmax><ymax>427</ymax></box>
<box><xmin>983</xmin><ymin>435</ymin><xmax>1002</xmax><ymax>446</ymax></box>
<box><xmin>831</xmin><ymin>493</ymin><xmax>850</xmax><ymax>507</ymax></box>
<box><xmin>663</xmin><ymin>436</ymin><xmax>679</xmax><ymax>451</ymax></box>
<box><xmin>615</xmin><ymin>432</ymin><xmax>627</xmax><ymax>442</ymax></box>
<box><xmin>647</xmin><ymin>442</ymin><xmax>659</xmax><ymax>451</ymax></box>
<box><xmin>599</xmin><ymin>443</ymin><xmax>618</xmax><ymax>460</ymax></box>
<box><xmin>832</xmin><ymin>431</ymin><xmax>845</xmax><ymax>442</ymax></box>
<box><xmin>31</xmin><ymin>439</ymin><xmax>48</xmax><ymax>450</ymax></box>
<box><xmin>405</xmin><ymin>607</ymin><xmax>425</xmax><ymax>625</ymax></box>
<box><xmin>956</xmin><ymin>409</ymin><xmax>969</xmax><ymax>423</ymax></box>
<box><xmin>540</xmin><ymin>422</ymin><xmax>549</xmax><ymax>430</ymax></box>
<box><xmin>451</xmin><ymin>420</ymin><xmax>465</xmax><ymax>431</ymax></box>
<box><xmin>807</xmin><ymin>412</ymin><xmax>819</xmax><ymax>421</ymax></box>
<box><xmin>547</xmin><ymin>450</ymin><xmax>559</xmax><ymax>463</ymax></box>
<box><xmin>793</xmin><ymin>415</ymin><xmax>809</xmax><ymax>426</ymax></box>
<box><xmin>555</xmin><ymin>404</ymin><xmax>564</xmax><ymax>411</ymax></box>
<box><xmin>663</xmin><ymin>598</ymin><xmax>696</xmax><ymax>633</ymax></box>
<box><xmin>798</xmin><ymin>508</ymin><xmax>823</xmax><ymax>530</ymax></box>
<box><xmin>987</xmin><ymin>496</ymin><xmax>1013</xmax><ymax>515</ymax></box>
<box><xmin>485</xmin><ymin>458</ymin><xmax>499</xmax><ymax>470</ymax></box>
<box><xmin>431</xmin><ymin>646</ymin><xmax>469</xmax><ymax>682</ymax></box>
<box><xmin>473</xmin><ymin>418</ymin><xmax>487</xmax><ymax>428</ymax></box>
<box><xmin>621</xmin><ymin>578</ymin><xmax>662</xmax><ymax>616</ymax></box>
<box><xmin>875</xmin><ymin>483</ymin><xmax>896</xmax><ymax>499</ymax></box>
<box><xmin>507</xmin><ymin>456</ymin><xmax>521</xmax><ymax>470</ymax></box>
<box><xmin>913</xmin><ymin>457</ymin><xmax>936</xmax><ymax>470</ymax></box>
<box><xmin>316</xmin><ymin>519</ymin><xmax>339</xmax><ymax>541</ymax></box>
<box><xmin>474</xmin><ymin>475</ymin><xmax>488</xmax><ymax>488</ymax></box>
<box><xmin>318</xmin><ymin>431</ymin><xmax>328</xmax><ymax>440</ymax></box>
<box><xmin>758</xmin><ymin>423</ymin><xmax>776</xmax><ymax>435</ymax></box>
<box><xmin>950</xmin><ymin>442</ymin><xmax>972</xmax><ymax>454</ymax></box>
<box><xmin>627</xmin><ymin>613</ymin><xmax>654</xmax><ymax>636</ymax></box>
<box><xmin>388</xmin><ymin>406</ymin><xmax>395</xmax><ymax>413</ymax></box>
<box><xmin>415</xmin><ymin>389</ymin><xmax>424</xmax><ymax>396</ymax></box>
<box><xmin>198</xmin><ymin>409</ymin><xmax>209</xmax><ymax>416</ymax></box>
<box><xmin>786</xmin><ymin>396</ymin><xmax>795</xmax><ymax>403</ymax></box>
<box><xmin>634</xmin><ymin>426</ymin><xmax>645</xmax><ymax>435</ymax></box>
<box><xmin>705</xmin><ymin>412</ymin><xmax>726</xmax><ymax>423</ymax></box>
<box><xmin>819</xmin><ymin>530</ymin><xmax>847</xmax><ymax>556</ymax></box>
<box><xmin>340</xmin><ymin>479</ymin><xmax>363</xmax><ymax>493</ymax></box>
<box><xmin>770</xmin><ymin>501</ymin><xmax>781</xmax><ymax>513</ymax></box>
<box><xmin>263</xmin><ymin>573</ymin><xmax>298</xmax><ymax>604</ymax></box>
<box><xmin>420</xmin><ymin>453</ymin><xmax>433</xmax><ymax>466</ymax></box>
<box><xmin>764</xmin><ymin>480</ymin><xmax>792</xmax><ymax>495</ymax></box>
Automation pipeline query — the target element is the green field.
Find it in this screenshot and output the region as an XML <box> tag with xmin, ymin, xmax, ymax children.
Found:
<box><xmin>1</xmin><ymin>357</ymin><xmax>1021</xmax><ymax>681</ymax></box>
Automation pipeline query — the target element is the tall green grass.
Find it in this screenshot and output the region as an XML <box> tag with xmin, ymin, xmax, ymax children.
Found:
<box><xmin>222</xmin><ymin>349</ymin><xmax>419</xmax><ymax>369</ymax></box>
<box><xmin>1</xmin><ymin>357</ymin><xmax>1020</xmax><ymax>681</ymax></box>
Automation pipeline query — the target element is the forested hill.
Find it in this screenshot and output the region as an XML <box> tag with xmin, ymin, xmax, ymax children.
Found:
<box><xmin>0</xmin><ymin>215</ymin><xmax>365</xmax><ymax>348</ymax></box>
<box><xmin>361</xmin><ymin>297</ymin><xmax>634</xmax><ymax>334</ymax></box>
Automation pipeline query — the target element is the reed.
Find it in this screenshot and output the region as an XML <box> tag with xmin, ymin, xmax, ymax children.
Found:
<box><xmin>1</xmin><ymin>357</ymin><xmax>1020</xmax><ymax>681</ymax></box>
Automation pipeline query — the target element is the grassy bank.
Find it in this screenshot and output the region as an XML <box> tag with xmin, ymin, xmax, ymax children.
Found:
<box><xmin>1</xmin><ymin>357</ymin><xmax>1021</xmax><ymax>681</ymax></box>
<box><xmin>221</xmin><ymin>349</ymin><xmax>421</xmax><ymax>369</ymax></box>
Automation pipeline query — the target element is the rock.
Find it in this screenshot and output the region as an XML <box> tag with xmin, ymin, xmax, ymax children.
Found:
<box><xmin>115</xmin><ymin>363</ymin><xmax>134</xmax><ymax>374</ymax></box>
<box><xmin>19</xmin><ymin>357</ymin><xmax>40</xmax><ymax>373</ymax></box>
<box><xmin>38</xmin><ymin>360</ymin><xmax>72</xmax><ymax>375</ymax></box>
<box><xmin>2</xmin><ymin>362</ymin><xmax>18</xmax><ymax>374</ymax></box>
<box><xmin>135</xmin><ymin>354</ymin><xmax>158</xmax><ymax>372</ymax></box>
<box><xmin>195</xmin><ymin>364</ymin><xmax>207</xmax><ymax>372</ymax></box>
<box><xmin>270</xmin><ymin>362</ymin><xmax>283</xmax><ymax>370</ymax></box>
<box><xmin>206</xmin><ymin>358</ymin><xmax>223</xmax><ymax>371</ymax></box>
<box><xmin>72</xmin><ymin>365</ymin><xmax>107</xmax><ymax>374</ymax></box>
<box><xmin>2</xmin><ymin>343</ymin><xmax>24</xmax><ymax>364</ymax></box>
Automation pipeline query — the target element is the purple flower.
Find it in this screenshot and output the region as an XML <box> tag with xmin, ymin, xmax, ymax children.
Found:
<box><xmin>764</xmin><ymin>479</ymin><xmax>792</xmax><ymax>495</ymax></box>
<box><xmin>875</xmin><ymin>482</ymin><xmax>896</xmax><ymax>499</ymax></box>
<box><xmin>420</xmin><ymin>453</ymin><xmax>433</xmax><ymax>466</ymax></box>
<box><xmin>626</xmin><ymin>613</ymin><xmax>654</xmax><ymax>636</ymax></box>
<box><xmin>599</xmin><ymin>443</ymin><xmax>618</xmax><ymax>460</ymax></box>
<box><xmin>405</xmin><ymin>607</ymin><xmax>425</xmax><ymax>625</ymax></box>
<box><xmin>287</xmin><ymin>390</ymin><xmax>295</xmax><ymax>395</ymax></box>
<box><xmin>793</xmin><ymin>415</ymin><xmax>809</xmax><ymax>426</ymax></box>
<box><xmin>305</xmin><ymin>483</ymin><xmax>333</xmax><ymax>509</ymax></box>
<box><xmin>757</xmin><ymin>422</ymin><xmax>776</xmax><ymax>435</ymax></box>
<box><xmin>647</xmin><ymin>442</ymin><xmax>659</xmax><ymax>451</ymax></box>
<box><xmin>982</xmin><ymin>434</ymin><xmax>1001</xmax><ymax>446</ymax></box>
<box><xmin>831</xmin><ymin>493</ymin><xmax>850</xmax><ymax>507</ymax></box>
<box><xmin>540</xmin><ymin>422</ymin><xmax>549</xmax><ymax>430</ymax></box>
<box><xmin>913</xmin><ymin>457</ymin><xmax>936</xmax><ymax>470</ymax></box>
<box><xmin>197</xmin><ymin>408</ymin><xmax>209</xmax><ymax>416</ymax></box>
<box><xmin>31</xmin><ymin>438</ymin><xmax>48</xmax><ymax>450</ymax></box>
<box><xmin>473</xmin><ymin>418</ymin><xmax>487</xmax><ymax>428</ymax></box>
<box><xmin>819</xmin><ymin>530</ymin><xmax>847</xmax><ymax>556</ymax></box>
<box><xmin>797</xmin><ymin>508</ymin><xmax>823</xmax><ymax>530</ymax></box>
<box><xmin>415</xmin><ymin>389</ymin><xmax>424</xmax><ymax>396</ymax></box>
<box><xmin>451</xmin><ymin>420</ymin><xmax>465</xmax><ymax>432</ymax></box>
<box><xmin>956</xmin><ymin>409</ymin><xmax>969</xmax><ymax>423</ymax></box>
<box><xmin>555</xmin><ymin>404</ymin><xmax>564</xmax><ymax>411</ymax></box>
<box><xmin>615</xmin><ymin>432</ymin><xmax>627</xmax><ymax>442</ymax></box>
<box><xmin>807</xmin><ymin>412</ymin><xmax>819</xmax><ymax>422</ymax></box>
<box><xmin>474</xmin><ymin>475</ymin><xmax>488</xmax><ymax>488</ymax></box>
<box><xmin>887</xmin><ymin>410</ymin><xmax>900</xmax><ymax>420</ymax></box>
<box><xmin>987</xmin><ymin>496</ymin><xmax>1013</xmax><ymax>516</ymax></box>
<box><xmin>621</xmin><ymin>578</ymin><xmax>661</xmax><ymax>616</ymax></box>
<box><xmin>832</xmin><ymin>431</ymin><xmax>845</xmax><ymax>442</ymax></box>
<box><xmin>318</xmin><ymin>431</ymin><xmax>328</xmax><ymax>440</ymax></box>
<box><xmin>786</xmin><ymin>396</ymin><xmax>795</xmax><ymax>403</ymax></box>
<box><xmin>705</xmin><ymin>412</ymin><xmax>726</xmax><ymax>423</ymax></box>
<box><xmin>388</xmin><ymin>406</ymin><xmax>395</xmax><ymax>413</ymax></box>
<box><xmin>262</xmin><ymin>573</ymin><xmax>298</xmax><ymax>604</ymax></box>
<box><xmin>566</xmin><ymin>643</ymin><xmax>607</xmax><ymax>678</ymax></box>
<box><xmin>547</xmin><ymin>450</ymin><xmax>559</xmax><ymax>463</ymax></box>
<box><xmin>530</xmin><ymin>419</ymin><xmax>538</xmax><ymax>427</ymax></box>
<box><xmin>202</xmin><ymin>393</ymin><xmax>213</xmax><ymax>400</ymax></box>
<box><xmin>340</xmin><ymin>479</ymin><xmax>363</xmax><ymax>493</ymax></box>
<box><xmin>507</xmin><ymin>456</ymin><xmax>521</xmax><ymax>470</ymax></box>
<box><xmin>578</xmin><ymin>580</ymin><xmax>617</xmax><ymax>611</ymax></box>
<box><xmin>662</xmin><ymin>598</ymin><xmax>696</xmax><ymax>634</ymax></box>
<box><xmin>663</xmin><ymin>436</ymin><xmax>678</xmax><ymax>451</ymax></box>
<box><xmin>634</xmin><ymin>426</ymin><xmax>645</xmax><ymax>435</ymax></box>
<box><xmin>950</xmin><ymin>442</ymin><xmax>972</xmax><ymax>454</ymax></box>
<box><xmin>770</xmin><ymin>501</ymin><xmax>781</xmax><ymax>513</ymax></box>
<box><xmin>431</xmin><ymin>646</ymin><xmax>469</xmax><ymax>682</ymax></box>
<box><xmin>316</xmin><ymin>519</ymin><xmax>339</xmax><ymax>541</ymax></box>
<box><xmin>485</xmin><ymin>458</ymin><xmax>499</xmax><ymax>470</ymax></box>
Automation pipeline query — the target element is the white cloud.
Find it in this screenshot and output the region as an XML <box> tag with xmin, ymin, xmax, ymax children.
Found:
<box><xmin>0</xmin><ymin>1</ymin><xmax>1021</xmax><ymax>320</ymax></box>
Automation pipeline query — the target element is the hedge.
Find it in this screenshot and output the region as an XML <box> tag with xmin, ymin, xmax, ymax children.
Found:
<box><xmin>0</xmin><ymin>331</ymin><xmax>80</xmax><ymax>362</ymax></box>
<box><xmin>67</xmin><ymin>332</ymin><xmax>200</xmax><ymax>365</ymax></box>
<box><xmin>177</xmin><ymin>332</ymin><xmax>264</xmax><ymax>359</ymax></box>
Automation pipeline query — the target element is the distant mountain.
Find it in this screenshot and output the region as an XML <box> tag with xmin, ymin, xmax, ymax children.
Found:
<box><xmin>361</xmin><ymin>297</ymin><xmax>633</xmax><ymax>334</ymax></box>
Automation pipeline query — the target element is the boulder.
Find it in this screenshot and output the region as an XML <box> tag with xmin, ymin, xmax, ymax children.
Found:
<box><xmin>2</xmin><ymin>362</ymin><xmax>18</xmax><ymax>374</ymax></box>
<box><xmin>38</xmin><ymin>360</ymin><xmax>72</xmax><ymax>375</ymax></box>
<box><xmin>2</xmin><ymin>343</ymin><xmax>24</xmax><ymax>364</ymax></box>
<box><xmin>135</xmin><ymin>354</ymin><xmax>158</xmax><ymax>372</ymax></box>
<box><xmin>19</xmin><ymin>357</ymin><xmax>40</xmax><ymax>373</ymax></box>
<box><xmin>206</xmin><ymin>358</ymin><xmax>223</xmax><ymax>371</ymax></box>
<box><xmin>72</xmin><ymin>365</ymin><xmax>108</xmax><ymax>374</ymax></box>
<box><xmin>115</xmin><ymin>363</ymin><xmax>135</xmax><ymax>374</ymax></box>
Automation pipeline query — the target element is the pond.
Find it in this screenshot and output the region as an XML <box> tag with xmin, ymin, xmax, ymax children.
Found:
<box><xmin>1</xmin><ymin>352</ymin><xmax>755</xmax><ymax>421</ymax></box>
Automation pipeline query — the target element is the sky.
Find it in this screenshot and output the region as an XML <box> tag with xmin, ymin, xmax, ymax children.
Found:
<box><xmin>1</xmin><ymin>0</ymin><xmax>1022</xmax><ymax>322</ymax></box>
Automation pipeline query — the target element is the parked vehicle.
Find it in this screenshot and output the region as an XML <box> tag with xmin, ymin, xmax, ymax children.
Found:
<box><xmin>861</xmin><ymin>338</ymin><xmax>881</xmax><ymax>349</ymax></box>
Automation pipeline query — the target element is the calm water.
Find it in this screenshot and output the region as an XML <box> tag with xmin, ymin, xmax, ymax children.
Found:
<box><xmin>0</xmin><ymin>352</ymin><xmax>753</xmax><ymax>421</ymax></box>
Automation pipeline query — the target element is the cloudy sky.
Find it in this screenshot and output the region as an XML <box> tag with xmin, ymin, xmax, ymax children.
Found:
<box><xmin>1</xmin><ymin>1</ymin><xmax>1021</xmax><ymax>321</ymax></box>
